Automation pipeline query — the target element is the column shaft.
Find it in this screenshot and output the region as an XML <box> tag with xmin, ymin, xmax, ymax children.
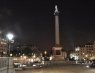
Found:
<box><xmin>55</xmin><ymin>15</ymin><xmax>60</xmax><ymax>45</ymax></box>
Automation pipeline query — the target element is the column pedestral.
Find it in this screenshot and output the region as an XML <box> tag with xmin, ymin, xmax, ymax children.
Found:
<box><xmin>52</xmin><ymin>46</ymin><xmax>64</xmax><ymax>61</ymax></box>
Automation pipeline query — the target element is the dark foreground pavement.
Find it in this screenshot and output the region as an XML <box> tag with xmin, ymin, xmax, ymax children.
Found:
<box><xmin>15</xmin><ymin>64</ymin><xmax>95</xmax><ymax>73</ymax></box>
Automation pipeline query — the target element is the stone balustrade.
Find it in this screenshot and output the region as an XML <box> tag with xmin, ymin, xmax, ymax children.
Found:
<box><xmin>0</xmin><ymin>57</ymin><xmax>7</xmax><ymax>68</ymax></box>
<box><xmin>0</xmin><ymin>57</ymin><xmax>15</xmax><ymax>73</ymax></box>
<box><xmin>44</xmin><ymin>61</ymin><xmax>76</xmax><ymax>65</ymax></box>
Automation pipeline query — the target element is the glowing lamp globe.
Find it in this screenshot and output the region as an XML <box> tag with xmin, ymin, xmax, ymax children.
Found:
<box><xmin>7</xmin><ymin>33</ymin><xmax>14</xmax><ymax>40</ymax></box>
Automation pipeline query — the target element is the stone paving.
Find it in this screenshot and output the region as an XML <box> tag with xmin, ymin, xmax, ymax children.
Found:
<box><xmin>16</xmin><ymin>65</ymin><xmax>95</xmax><ymax>73</ymax></box>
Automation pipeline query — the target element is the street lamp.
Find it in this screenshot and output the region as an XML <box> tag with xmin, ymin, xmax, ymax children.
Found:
<box><xmin>7</xmin><ymin>33</ymin><xmax>13</xmax><ymax>40</ymax></box>
<box><xmin>6</xmin><ymin>33</ymin><xmax>14</xmax><ymax>73</ymax></box>
<box><xmin>44</xmin><ymin>50</ymin><xmax>47</xmax><ymax>55</ymax></box>
<box><xmin>7</xmin><ymin>33</ymin><xmax>14</xmax><ymax>57</ymax></box>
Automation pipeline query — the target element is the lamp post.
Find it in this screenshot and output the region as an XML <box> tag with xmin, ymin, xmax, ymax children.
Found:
<box><xmin>7</xmin><ymin>33</ymin><xmax>14</xmax><ymax>73</ymax></box>
<box><xmin>7</xmin><ymin>33</ymin><xmax>14</xmax><ymax>57</ymax></box>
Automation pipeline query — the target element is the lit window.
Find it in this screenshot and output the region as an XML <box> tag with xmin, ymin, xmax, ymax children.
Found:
<box><xmin>1</xmin><ymin>42</ymin><xmax>3</xmax><ymax>44</ymax></box>
<box><xmin>3</xmin><ymin>52</ymin><xmax>7</xmax><ymax>54</ymax></box>
<box><xmin>4</xmin><ymin>43</ymin><xmax>6</xmax><ymax>44</ymax></box>
<box><xmin>2</xmin><ymin>39</ymin><xmax>4</xmax><ymax>40</ymax></box>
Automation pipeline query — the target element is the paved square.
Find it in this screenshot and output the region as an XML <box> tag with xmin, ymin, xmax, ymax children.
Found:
<box><xmin>16</xmin><ymin>65</ymin><xmax>95</xmax><ymax>73</ymax></box>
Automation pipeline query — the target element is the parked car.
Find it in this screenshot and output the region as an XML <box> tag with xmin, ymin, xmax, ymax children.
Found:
<box><xmin>86</xmin><ymin>62</ymin><xmax>95</xmax><ymax>68</ymax></box>
<box><xmin>14</xmin><ymin>62</ymin><xmax>26</xmax><ymax>68</ymax></box>
<box><xmin>32</xmin><ymin>62</ymin><xmax>42</xmax><ymax>67</ymax></box>
<box><xmin>90</xmin><ymin>62</ymin><xmax>95</xmax><ymax>68</ymax></box>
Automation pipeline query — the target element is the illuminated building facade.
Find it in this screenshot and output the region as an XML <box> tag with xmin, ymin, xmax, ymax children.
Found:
<box><xmin>0</xmin><ymin>34</ymin><xmax>8</xmax><ymax>57</ymax></box>
<box><xmin>71</xmin><ymin>41</ymin><xmax>95</xmax><ymax>61</ymax></box>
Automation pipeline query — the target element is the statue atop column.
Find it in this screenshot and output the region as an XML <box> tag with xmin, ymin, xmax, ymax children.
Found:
<box><xmin>55</xmin><ymin>5</ymin><xmax>58</xmax><ymax>12</ymax></box>
<box><xmin>54</xmin><ymin>5</ymin><xmax>59</xmax><ymax>15</ymax></box>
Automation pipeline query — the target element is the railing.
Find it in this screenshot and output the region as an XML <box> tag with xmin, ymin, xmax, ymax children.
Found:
<box><xmin>44</xmin><ymin>61</ymin><xmax>76</xmax><ymax>65</ymax></box>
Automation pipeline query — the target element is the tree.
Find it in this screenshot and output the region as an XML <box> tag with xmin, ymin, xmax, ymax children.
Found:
<box><xmin>23</xmin><ymin>47</ymin><xmax>32</xmax><ymax>57</ymax></box>
<box><xmin>10</xmin><ymin>50</ymin><xmax>16</xmax><ymax>56</ymax></box>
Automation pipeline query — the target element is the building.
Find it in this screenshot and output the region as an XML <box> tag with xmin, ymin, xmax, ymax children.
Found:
<box><xmin>13</xmin><ymin>44</ymin><xmax>42</xmax><ymax>57</ymax></box>
<box><xmin>0</xmin><ymin>32</ymin><xmax>8</xmax><ymax>57</ymax></box>
<box><xmin>70</xmin><ymin>41</ymin><xmax>95</xmax><ymax>61</ymax></box>
<box><xmin>13</xmin><ymin>44</ymin><xmax>42</xmax><ymax>63</ymax></box>
<box><xmin>70</xmin><ymin>51</ymin><xmax>78</xmax><ymax>60</ymax></box>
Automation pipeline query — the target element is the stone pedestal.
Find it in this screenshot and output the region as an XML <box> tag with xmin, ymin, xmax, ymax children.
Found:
<box><xmin>52</xmin><ymin>47</ymin><xmax>64</xmax><ymax>60</ymax></box>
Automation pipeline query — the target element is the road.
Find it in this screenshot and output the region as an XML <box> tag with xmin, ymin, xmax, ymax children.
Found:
<box><xmin>15</xmin><ymin>64</ymin><xmax>95</xmax><ymax>73</ymax></box>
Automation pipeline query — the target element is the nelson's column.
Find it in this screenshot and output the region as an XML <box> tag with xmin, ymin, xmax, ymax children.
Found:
<box><xmin>52</xmin><ymin>5</ymin><xmax>64</xmax><ymax>60</ymax></box>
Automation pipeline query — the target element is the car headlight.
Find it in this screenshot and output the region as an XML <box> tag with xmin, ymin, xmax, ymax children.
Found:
<box><xmin>86</xmin><ymin>65</ymin><xmax>89</xmax><ymax>68</ymax></box>
<box><xmin>33</xmin><ymin>64</ymin><xmax>36</xmax><ymax>66</ymax></box>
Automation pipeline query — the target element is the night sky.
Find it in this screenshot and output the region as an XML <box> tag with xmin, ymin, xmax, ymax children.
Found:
<box><xmin>0</xmin><ymin>0</ymin><xmax>95</xmax><ymax>52</ymax></box>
